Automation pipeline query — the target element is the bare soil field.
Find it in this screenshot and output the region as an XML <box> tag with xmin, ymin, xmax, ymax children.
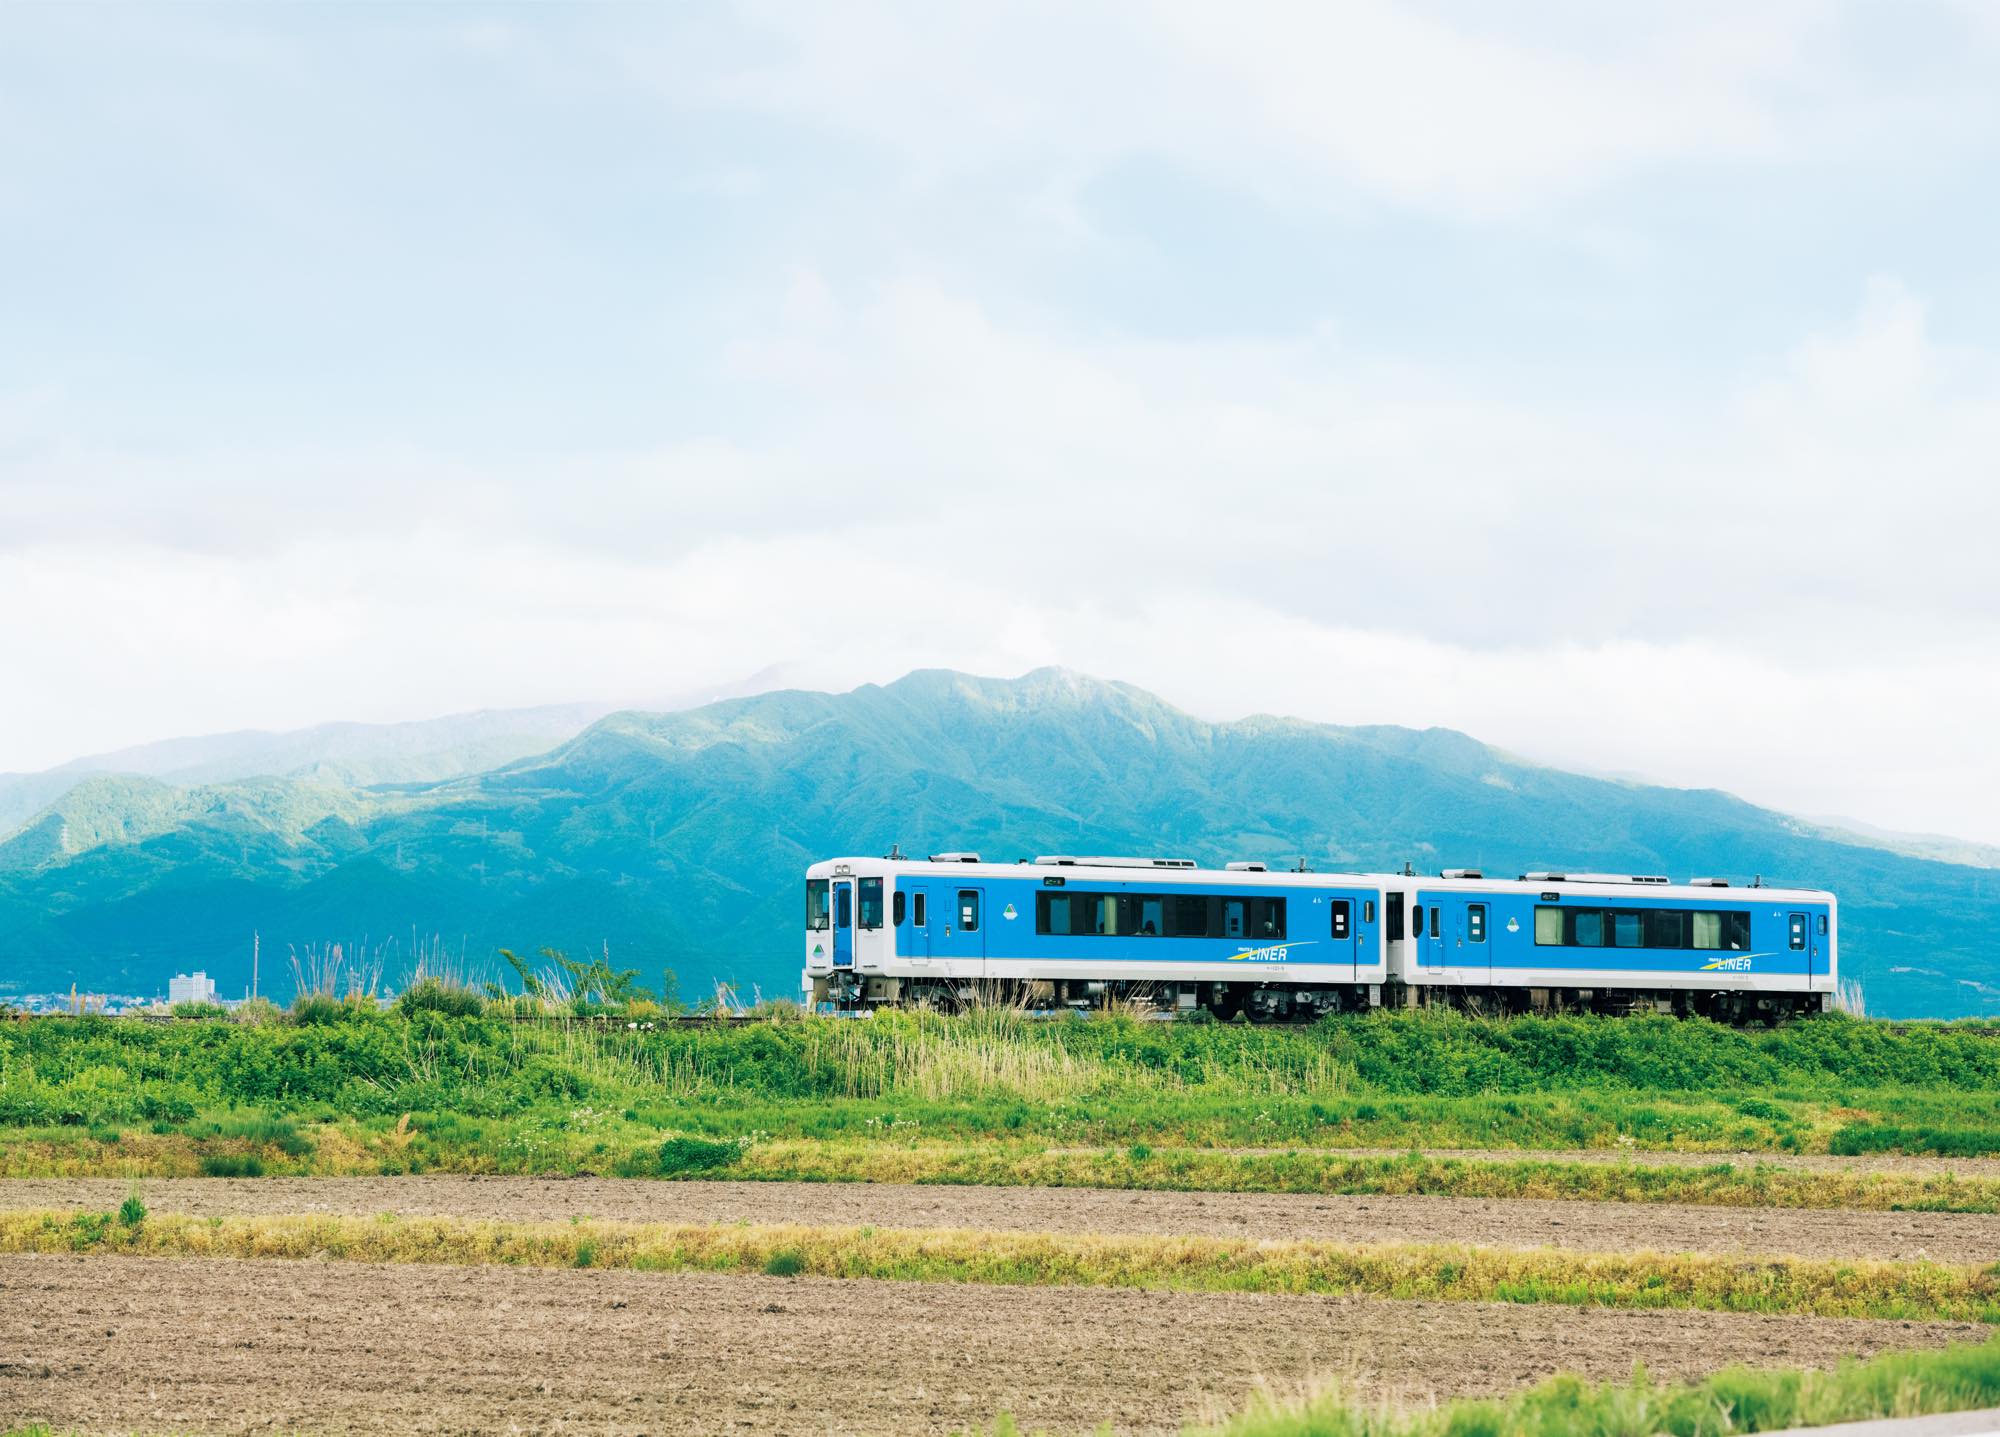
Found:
<box><xmin>8</xmin><ymin>1176</ymin><xmax>1997</xmax><ymax>1262</ymax></box>
<box><xmin>2</xmin><ymin>1253</ymin><xmax>1984</xmax><ymax>1436</ymax></box>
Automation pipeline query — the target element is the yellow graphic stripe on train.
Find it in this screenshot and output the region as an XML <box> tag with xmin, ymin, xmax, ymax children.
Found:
<box><xmin>1226</xmin><ymin>941</ymin><xmax>1315</xmax><ymax>962</ymax></box>
<box><xmin>1698</xmin><ymin>952</ymin><xmax>1773</xmax><ymax>971</ymax></box>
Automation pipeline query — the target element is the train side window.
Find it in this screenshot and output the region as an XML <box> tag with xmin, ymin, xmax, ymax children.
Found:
<box><xmin>1648</xmin><ymin>910</ymin><xmax>1685</xmax><ymax>949</ymax></box>
<box><xmin>1789</xmin><ymin>912</ymin><xmax>1806</xmax><ymax>950</ymax></box>
<box><xmin>1612</xmin><ymin>911</ymin><xmax>1644</xmax><ymax>948</ymax></box>
<box><xmin>1428</xmin><ymin>905</ymin><xmax>1440</xmax><ymax>940</ymax></box>
<box><xmin>1725</xmin><ymin>912</ymin><xmax>1751</xmax><ymax>950</ymax></box>
<box><xmin>1222</xmin><ymin>899</ymin><xmax>1247</xmax><ymax>938</ymax></box>
<box><xmin>893</xmin><ymin>891</ymin><xmax>906</xmax><ymax>926</ymax></box>
<box><xmin>858</xmin><ymin>877</ymin><xmax>883</xmax><ymax>930</ymax></box>
<box><xmin>1817</xmin><ymin>914</ymin><xmax>1827</xmax><ymax>935</ymax></box>
<box><xmin>913</xmin><ymin>892</ymin><xmax>927</xmax><ymax>928</ymax></box>
<box><xmin>1691</xmin><ymin>911</ymin><xmax>1721</xmax><ymax>949</ymax></box>
<box><xmin>1534</xmin><ymin>906</ymin><xmax>1563</xmax><ymax>945</ymax></box>
<box><xmin>1467</xmin><ymin>904</ymin><xmax>1486</xmax><ymax>942</ymax></box>
<box><xmin>1038</xmin><ymin>892</ymin><xmax>1071</xmax><ymax>935</ymax></box>
<box><xmin>1572</xmin><ymin>910</ymin><xmax>1605</xmax><ymax>946</ymax></box>
<box><xmin>958</xmin><ymin>890</ymin><xmax>980</xmax><ymax>932</ymax></box>
<box><xmin>1249</xmin><ymin>897</ymin><xmax>1285</xmax><ymax>939</ymax></box>
<box><xmin>1363</xmin><ymin>899</ymin><xmax>1376</xmax><ymax>925</ymax></box>
<box><xmin>1171</xmin><ymin>894</ymin><xmax>1208</xmax><ymax>937</ymax></box>
<box><xmin>806</xmin><ymin>879</ymin><xmax>831</xmax><ymax>931</ymax></box>
<box><xmin>1330</xmin><ymin>900</ymin><xmax>1350</xmax><ymax>940</ymax></box>
<box><xmin>1139</xmin><ymin>897</ymin><xmax>1163</xmax><ymax>936</ymax></box>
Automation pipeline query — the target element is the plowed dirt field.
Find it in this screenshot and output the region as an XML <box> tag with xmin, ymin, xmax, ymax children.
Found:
<box><xmin>1</xmin><ymin>1253</ymin><xmax>1983</xmax><ymax>1436</ymax></box>
<box><xmin>8</xmin><ymin>1175</ymin><xmax>1995</xmax><ymax>1261</ymax></box>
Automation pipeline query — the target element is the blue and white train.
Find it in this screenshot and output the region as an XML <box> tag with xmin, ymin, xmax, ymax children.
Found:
<box><xmin>804</xmin><ymin>853</ymin><xmax>1836</xmax><ymax>1022</ymax></box>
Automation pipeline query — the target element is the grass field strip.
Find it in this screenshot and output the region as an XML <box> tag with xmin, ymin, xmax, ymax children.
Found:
<box><xmin>727</xmin><ymin>1142</ymin><xmax>2000</xmax><ymax>1213</ymax></box>
<box><xmin>10</xmin><ymin>1132</ymin><xmax>2000</xmax><ymax>1215</ymax></box>
<box><xmin>7</xmin><ymin>1208</ymin><xmax>1998</xmax><ymax>1322</ymax></box>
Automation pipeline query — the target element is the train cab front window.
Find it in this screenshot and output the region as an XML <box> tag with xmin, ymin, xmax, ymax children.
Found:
<box><xmin>858</xmin><ymin>877</ymin><xmax>883</xmax><ymax>929</ymax></box>
<box><xmin>806</xmin><ymin>879</ymin><xmax>831</xmax><ymax>930</ymax></box>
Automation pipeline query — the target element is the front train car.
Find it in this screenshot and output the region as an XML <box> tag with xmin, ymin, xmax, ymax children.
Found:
<box><xmin>805</xmin><ymin>853</ymin><xmax>1390</xmax><ymax>1018</ymax></box>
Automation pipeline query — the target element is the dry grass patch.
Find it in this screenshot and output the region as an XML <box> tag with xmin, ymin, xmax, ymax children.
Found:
<box><xmin>6</xmin><ymin>1208</ymin><xmax>1998</xmax><ymax>1322</ymax></box>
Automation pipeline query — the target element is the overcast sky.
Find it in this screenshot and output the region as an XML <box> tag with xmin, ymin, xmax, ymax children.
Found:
<box><xmin>4</xmin><ymin>3</ymin><xmax>1999</xmax><ymax>841</ymax></box>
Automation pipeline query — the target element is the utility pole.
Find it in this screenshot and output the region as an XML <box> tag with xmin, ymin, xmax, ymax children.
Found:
<box><xmin>251</xmin><ymin>931</ymin><xmax>260</xmax><ymax>1002</ymax></box>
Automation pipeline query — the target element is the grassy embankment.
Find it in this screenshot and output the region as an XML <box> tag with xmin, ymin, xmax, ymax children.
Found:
<box><xmin>4</xmin><ymin>1009</ymin><xmax>1999</xmax><ymax>1203</ymax></box>
<box><xmin>8</xmin><ymin>1206</ymin><xmax>1999</xmax><ymax>1322</ymax></box>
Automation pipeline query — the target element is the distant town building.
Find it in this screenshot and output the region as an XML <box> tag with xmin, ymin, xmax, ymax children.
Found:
<box><xmin>168</xmin><ymin>971</ymin><xmax>217</xmax><ymax>1006</ymax></box>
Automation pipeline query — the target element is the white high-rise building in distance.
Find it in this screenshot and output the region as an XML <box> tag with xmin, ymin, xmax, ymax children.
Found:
<box><xmin>168</xmin><ymin>971</ymin><xmax>217</xmax><ymax>1006</ymax></box>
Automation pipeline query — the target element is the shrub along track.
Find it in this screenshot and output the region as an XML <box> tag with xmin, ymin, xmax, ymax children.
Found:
<box><xmin>0</xmin><ymin>1254</ymin><xmax>1988</xmax><ymax>1437</ymax></box>
<box><xmin>9</xmin><ymin>1175</ymin><xmax>2000</xmax><ymax>1263</ymax></box>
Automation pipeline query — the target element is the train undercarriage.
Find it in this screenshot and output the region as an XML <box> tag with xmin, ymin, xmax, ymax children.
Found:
<box><xmin>809</xmin><ymin>974</ymin><xmax>1832</xmax><ymax>1024</ymax></box>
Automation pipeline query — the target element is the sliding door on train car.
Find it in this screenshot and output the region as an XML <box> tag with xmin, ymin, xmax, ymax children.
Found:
<box><xmin>944</xmin><ymin>886</ymin><xmax>986</xmax><ymax>974</ymax></box>
<box><xmin>832</xmin><ymin>881</ymin><xmax>854</xmax><ymax>968</ymax></box>
<box><xmin>1329</xmin><ymin>897</ymin><xmax>1358</xmax><ymax>978</ymax></box>
<box><xmin>905</xmin><ymin>886</ymin><xmax>932</xmax><ymax>963</ymax></box>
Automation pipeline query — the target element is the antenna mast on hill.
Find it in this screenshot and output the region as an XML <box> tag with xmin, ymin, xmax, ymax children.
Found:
<box><xmin>251</xmin><ymin>932</ymin><xmax>260</xmax><ymax>1002</ymax></box>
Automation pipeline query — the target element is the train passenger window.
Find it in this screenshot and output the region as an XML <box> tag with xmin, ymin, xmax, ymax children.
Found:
<box><xmin>1139</xmin><ymin>897</ymin><xmax>1163</xmax><ymax>936</ymax></box>
<box><xmin>1330</xmin><ymin>900</ymin><xmax>1351</xmax><ymax>940</ymax></box>
<box><xmin>1467</xmin><ymin>904</ymin><xmax>1486</xmax><ymax>942</ymax></box>
<box><xmin>1363</xmin><ymin>899</ymin><xmax>1376</xmax><ymax>925</ymax></box>
<box><xmin>1572</xmin><ymin>910</ymin><xmax>1605</xmax><ymax>946</ymax></box>
<box><xmin>1534</xmin><ymin>906</ymin><xmax>1563</xmax><ymax>945</ymax></box>
<box><xmin>1725</xmin><ymin>912</ymin><xmax>1751</xmax><ymax>950</ymax></box>
<box><xmin>836</xmin><ymin>885</ymin><xmax>852</xmax><ymax>930</ymax></box>
<box><xmin>1817</xmin><ymin>914</ymin><xmax>1827</xmax><ymax>936</ymax></box>
<box><xmin>1038</xmin><ymin>892</ymin><xmax>1072</xmax><ymax>935</ymax></box>
<box><xmin>1649</xmin><ymin>911</ymin><xmax>1685</xmax><ymax>948</ymax></box>
<box><xmin>1171</xmin><ymin>894</ymin><xmax>1208</xmax><ymax>937</ymax></box>
<box><xmin>858</xmin><ymin>877</ymin><xmax>883</xmax><ymax>930</ymax></box>
<box><xmin>1612</xmin><ymin>912</ymin><xmax>1644</xmax><ymax>947</ymax></box>
<box><xmin>1789</xmin><ymin>913</ymin><xmax>1806</xmax><ymax>950</ymax></box>
<box><xmin>1222</xmin><ymin>899</ymin><xmax>1247</xmax><ymax>938</ymax></box>
<box><xmin>914</xmin><ymin>892</ymin><xmax>927</xmax><ymax>927</ymax></box>
<box><xmin>1691</xmin><ymin>911</ymin><xmax>1721</xmax><ymax>949</ymax></box>
<box><xmin>959</xmin><ymin>890</ymin><xmax>980</xmax><ymax>932</ymax></box>
<box><xmin>1249</xmin><ymin>897</ymin><xmax>1286</xmax><ymax>939</ymax></box>
<box><xmin>1428</xmin><ymin>905</ymin><xmax>1439</xmax><ymax>940</ymax></box>
<box><xmin>893</xmin><ymin>891</ymin><xmax>906</xmax><ymax>926</ymax></box>
<box><xmin>806</xmin><ymin>879</ymin><xmax>831</xmax><ymax>931</ymax></box>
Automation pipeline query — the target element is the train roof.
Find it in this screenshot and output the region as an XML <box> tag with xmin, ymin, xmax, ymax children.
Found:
<box><xmin>805</xmin><ymin>854</ymin><xmax>1832</xmax><ymax>903</ymax></box>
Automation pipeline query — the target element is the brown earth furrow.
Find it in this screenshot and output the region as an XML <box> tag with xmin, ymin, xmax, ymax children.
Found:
<box><xmin>1193</xmin><ymin>1148</ymin><xmax>2000</xmax><ymax>1178</ymax></box>
<box><xmin>9</xmin><ymin>1176</ymin><xmax>1998</xmax><ymax>1262</ymax></box>
<box><xmin>0</xmin><ymin>1253</ymin><xmax>1984</xmax><ymax>1436</ymax></box>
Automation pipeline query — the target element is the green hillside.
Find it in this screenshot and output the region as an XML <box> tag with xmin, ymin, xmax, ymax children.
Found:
<box><xmin>1</xmin><ymin>668</ymin><xmax>1995</xmax><ymax>1017</ymax></box>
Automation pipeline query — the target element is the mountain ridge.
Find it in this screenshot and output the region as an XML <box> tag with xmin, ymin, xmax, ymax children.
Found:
<box><xmin>1</xmin><ymin>668</ymin><xmax>1995</xmax><ymax>1018</ymax></box>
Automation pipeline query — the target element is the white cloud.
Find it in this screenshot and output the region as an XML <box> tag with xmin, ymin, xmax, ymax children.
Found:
<box><xmin>4</xmin><ymin>273</ymin><xmax>1998</xmax><ymax>841</ymax></box>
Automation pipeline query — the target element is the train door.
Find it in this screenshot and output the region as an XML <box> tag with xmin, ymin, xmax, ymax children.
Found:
<box><xmin>1789</xmin><ymin>910</ymin><xmax>1809</xmax><ymax>985</ymax></box>
<box><xmin>1463</xmin><ymin>901</ymin><xmax>1490</xmax><ymax>980</ymax></box>
<box><xmin>909</xmin><ymin>887</ymin><xmax>931</xmax><ymax>963</ymax></box>
<box><xmin>1330</xmin><ymin>897</ymin><xmax>1357</xmax><ymax>978</ymax></box>
<box><xmin>953</xmin><ymin>887</ymin><xmax>986</xmax><ymax>974</ymax></box>
<box><xmin>832</xmin><ymin>881</ymin><xmax>854</xmax><ymax>968</ymax></box>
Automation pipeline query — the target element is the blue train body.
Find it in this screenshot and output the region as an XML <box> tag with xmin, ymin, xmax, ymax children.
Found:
<box><xmin>805</xmin><ymin>853</ymin><xmax>1835</xmax><ymax>1022</ymax></box>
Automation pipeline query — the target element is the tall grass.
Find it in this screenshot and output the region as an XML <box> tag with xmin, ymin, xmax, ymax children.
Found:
<box><xmin>1185</xmin><ymin>1334</ymin><xmax>2000</xmax><ymax>1437</ymax></box>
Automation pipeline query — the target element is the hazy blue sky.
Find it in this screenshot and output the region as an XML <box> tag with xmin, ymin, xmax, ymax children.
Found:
<box><xmin>4</xmin><ymin>3</ymin><xmax>1999</xmax><ymax>840</ymax></box>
